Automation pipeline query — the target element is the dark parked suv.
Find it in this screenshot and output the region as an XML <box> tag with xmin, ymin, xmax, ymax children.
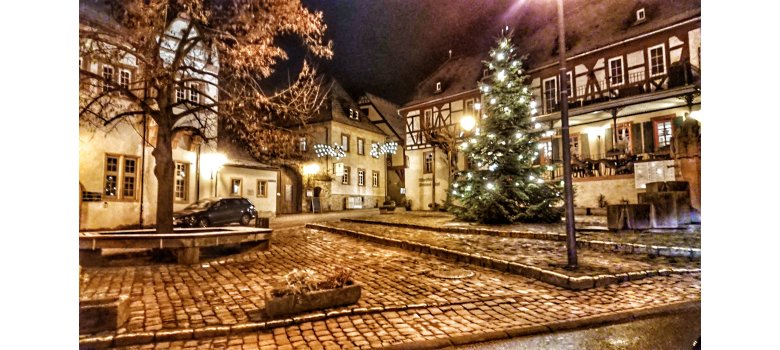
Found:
<box><xmin>174</xmin><ymin>197</ymin><xmax>257</xmax><ymax>227</ymax></box>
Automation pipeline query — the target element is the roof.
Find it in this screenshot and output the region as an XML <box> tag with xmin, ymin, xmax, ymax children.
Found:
<box><xmin>307</xmin><ymin>79</ymin><xmax>387</xmax><ymax>135</ymax></box>
<box><xmin>360</xmin><ymin>92</ymin><xmax>405</xmax><ymax>139</ymax></box>
<box><xmin>515</xmin><ymin>0</ymin><xmax>701</xmax><ymax>70</ymax></box>
<box><xmin>402</xmin><ymin>0</ymin><xmax>700</xmax><ymax>106</ymax></box>
<box><xmin>403</xmin><ymin>54</ymin><xmax>486</xmax><ymax>108</ymax></box>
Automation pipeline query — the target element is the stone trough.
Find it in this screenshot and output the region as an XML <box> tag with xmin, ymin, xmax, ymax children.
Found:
<box><xmin>79</xmin><ymin>226</ymin><xmax>273</xmax><ymax>265</ymax></box>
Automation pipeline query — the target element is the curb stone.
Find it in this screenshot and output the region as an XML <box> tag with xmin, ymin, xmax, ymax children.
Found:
<box><xmin>307</xmin><ymin>224</ymin><xmax>699</xmax><ymax>291</ymax></box>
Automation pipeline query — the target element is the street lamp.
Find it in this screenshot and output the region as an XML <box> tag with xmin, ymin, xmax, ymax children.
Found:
<box><xmin>555</xmin><ymin>0</ymin><xmax>578</xmax><ymax>268</ymax></box>
<box><xmin>201</xmin><ymin>152</ymin><xmax>227</xmax><ymax>197</ymax></box>
<box><xmin>460</xmin><ymin>114</ymin><xmax>477</xmax><ymax>132</ymax></box>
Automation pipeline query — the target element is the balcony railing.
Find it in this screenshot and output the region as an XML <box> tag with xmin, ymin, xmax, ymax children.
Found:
<box><xmin>543</xmin><ymin>61</ymin><xmax>699</xmax><ymax>114</ymax></box>
<box><xmin>539</xmin><ymin>149</ymin><xmax>673</xmax><ymax>181</ymax></box>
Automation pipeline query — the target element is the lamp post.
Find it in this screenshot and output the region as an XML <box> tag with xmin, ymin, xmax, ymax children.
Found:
<box><xmin>556</xmin><ymin>0</ymin><xmax>578</xmax><ymax>268</ymax></box>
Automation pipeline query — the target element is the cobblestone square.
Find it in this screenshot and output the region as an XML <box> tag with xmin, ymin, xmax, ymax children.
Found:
<box><xmin>80</xmin><ymin>223</ymin><xmax>700</xmax><ymax>349</ymax></box>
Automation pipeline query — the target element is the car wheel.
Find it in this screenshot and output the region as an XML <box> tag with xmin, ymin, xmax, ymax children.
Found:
<box><xmin>197</xmin><ymin>218</ymin><xmax>210</xmax><ymax>228</ymax></box>
<box><xmin>240</xmin><ymin>213</ymin><xmax>251</xmax><ymax>226</ymax></box>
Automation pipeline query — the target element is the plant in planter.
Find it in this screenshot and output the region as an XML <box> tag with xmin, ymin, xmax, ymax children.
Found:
<box><xmin>265</xmin><ymin>267</ymin><xmax>361</xmax><ymax>318</ymax></box>
<box><xmin>379</xmin><ymin>197</ymin><xmax>396</xmax><ymax>214</ymax></box>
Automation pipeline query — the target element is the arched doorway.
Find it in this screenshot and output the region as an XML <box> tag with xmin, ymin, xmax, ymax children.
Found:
<box><xmin>276</xmin><ymin>165</ymin><xmax>303</xmax><ymax>214</ymax></box>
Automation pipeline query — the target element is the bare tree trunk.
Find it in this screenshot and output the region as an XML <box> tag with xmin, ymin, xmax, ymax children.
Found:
<box><xmin>153</xmin><ymin>121</ymin><xmax>175</xmax><ymax>233</ymax></box>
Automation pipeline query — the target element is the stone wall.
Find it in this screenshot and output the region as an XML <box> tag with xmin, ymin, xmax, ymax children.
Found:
<box><xmin>573</xmin><ymin>175</ymin><xmax>640</xmax><ymax>208</ymax></box>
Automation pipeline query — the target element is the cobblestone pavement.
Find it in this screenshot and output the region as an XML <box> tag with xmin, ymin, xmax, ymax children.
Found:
<box><xmin>80</xmin><ymin>226</ymin><xmax>700</xmax><ymax>349</ymax></box>
<box><xmin>321</xmin><ymin>222</ymin><xmax>699</xmax><ymax>277</ymax></box>
<box><xmin>353</xmin><ymin>212</ymin><xmax>701</xmax><ymax>248</ymax></box>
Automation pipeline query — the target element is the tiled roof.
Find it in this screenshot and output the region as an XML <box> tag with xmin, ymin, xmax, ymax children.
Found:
<box><xmin>403</xmin><ymin>0</ymin><xmax>700</xmax><ymax>106</ymax></box>
<box><xmin>403</xmin><ymin>54</ymin><xmax>486</xmax><ymax>108</ymax></box>
<box><xmin>361</xmin><ymin>92</ymin><xmax>404</xmax><ymax>139</ymax></box>
<box><xmin>308</xmin><ymin>79</ymin><xmax>387</xmax><ymax>135</ymax></box>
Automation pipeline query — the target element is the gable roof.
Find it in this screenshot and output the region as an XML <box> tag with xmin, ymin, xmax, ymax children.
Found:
<box><xmin>307</xmin><ymin>79</ymin><xmax>387</xmax><ymax>135</ymax></box>
<box><xmin>360</xmin><ymin>92</ymin><xmax>404</xmax><ymax>140</ymax></box>
<box><xmin>403</xmin><ymin>54</ymin><xmax>486</xmax><ymax>108</ymax></box>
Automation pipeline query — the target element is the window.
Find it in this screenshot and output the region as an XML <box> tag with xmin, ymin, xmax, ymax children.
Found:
<box><xmin>372</xmin><ymin>171</ymin><xmax>379</xmax><ymax>187</ymax></box>
<box><xmin>119</xmin><ymin>70</ymin><xmax>131</xmax><ymax>90</ymax></box>
<box><xmin>543</xmin><ymin>77</ymin><xmax>557</xmax><ymax>114</ymax></box>
<box><xmin>342</xmin><ymin>166</ymin><xmax>351</xmax><ymax>185</ymax></box>
<box><xmin>608</xmin><ymin>57</ymin><xmax>624</xmax><ymax>86</ymax></box>
<box><xmin>341</xmin><ymin>134</ymin><xmax>350</xmax><ymax>152</ymax></box>
<box><xmin>357</xmin><ymin>169</ymin><xmax>366</xmax><ymax>186</ymax></box>
<box><xmin>636</xmin><ymin>8</ymin><xmax>646</xmax><ymax>21</ymax></box>
<box><xmin>361</xmin><ymin>108</ymin><xmax>370</xmax><ymax>117</ymax></box>
<box><xmin>230</xmin><ymin>178</ymin><xmax>242</xmax><ymax>196</ymax></box>
<box><xmin>566</xmin><ymin>71</ymin><xmax>573</xmax><ymax>98</ymax></box>
<box><xmin>654</xmin><ymin>118</ymin><xmax>673</xmax><ymax>148</ymax></box>
<box><xmin>174</xmin><ymin>162</ymin><xmax>189</xmax><ymax>201</ymax></box>
<box><xmin>299</xmin><ymin>137</ymin><xmax>307</xmax><ymax>152</ymax></box>
<box><xmin>102</xmin><ymin>65</ymin><xmax>114</xmax><ymax>92</ymax></box>
<box><xmin>540</xmin><ymin>139</ymin><xmax>553</xmax><ymax>164</ymax></box>
<box><xmin>424</xmin><ymin>151</ymin><xmax>434</xmax><ymax>174</ymax></box>
<box><xmin>104</xmin><ymin>154</ymin><xmax>139</xmax><ymax>200</ymax></box>
<box><xmin>616</xmin><ymin>123</ymin><xmax>632</xmax><ymax>153</ymax></box>
<box><xmin>257</xmin><ymin>180</ymin><xmax>268</xmax><ymax>197</ymax></box>
<box><xmin>423</xmin><ymin>109</ymin><xmax>433</xmax><ymax>128</ymax></box>
<box><xmin>435</xmin><ymin>81</ymin><xmax>442</xmax><ymax>92</ymax></box>
<box><xmin>569</xmin><ymin>135</ymin><xmax>580</xmax><ymax>160</ymax></box>
<box><xmin>465</xmin><ymin>100</ymin><xmax>474</xmax><ymax>116</ymax></box>
<box><xmin>176</xmin><ymin>85</ymin><xmax>186</xmax><ymax>102</ymax></box>
<box><xmin>357</xmin><ymin>138</ymin><xmax>365</xmax><ymax>155</ymax></box>
<box><xmin>189</xmin><ymin>83</ymin><xmax>200</xmax><ymax>103</ymax></box>
<box><xmin>649</xmin><ymin>45</ymin><xmax>666</xmax><ymax>77</ymax></box>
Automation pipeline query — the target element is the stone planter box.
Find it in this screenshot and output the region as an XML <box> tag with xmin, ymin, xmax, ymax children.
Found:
<box><xmin>607</xmin><ymin>204</ymin><xmax>652</xmax><ymax>230</ymax></box>
<box><xmin>79</xmin><ymin>295</ymin><xmax>129</xmax><ymax>334</ymax></box>
<box><xmin>265</xmin><ymin>284</ymin><xmax>361</xmax><ymax>318</ymax></box>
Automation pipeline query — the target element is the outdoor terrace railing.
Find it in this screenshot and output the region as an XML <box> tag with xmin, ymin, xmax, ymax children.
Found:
<box><xmin>543</xmin><ymin>61</ymin><xmax>699</xmax><ymax>115</ymax></box>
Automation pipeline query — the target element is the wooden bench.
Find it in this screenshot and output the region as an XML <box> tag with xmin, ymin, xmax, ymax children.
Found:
<box><xmin>79</xmin><ymin>227</ymin><xmax>273</xmax><ymax>265</ymax></box>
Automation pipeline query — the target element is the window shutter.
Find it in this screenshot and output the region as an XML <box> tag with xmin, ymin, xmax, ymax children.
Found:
<box><xmin>631</xmin><ymin>123</ymin><xmax>642</xmax><ymax>154</ymax></box>
<box><xmin>551</xmin><ymin>137</ymin><xmax>561</xmax><ymax>162</ymax></box>
<box><xmin>605</xmin><ymin>128</ymin><xmax>613</xmax><ymax>153</ymax></box>
<box><xmin>642</xmin><ymin>121</ymin><xmax>655</xmax><ymax>153</ymax></box>
<box><xmin>580</xmin><ymin>133</ymin><xmax>590</xmax><ymax>159</ymax></box>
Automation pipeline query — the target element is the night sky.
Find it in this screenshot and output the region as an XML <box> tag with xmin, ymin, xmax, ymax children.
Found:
<box><xmin>298</xmin><ymin>0</ymin><xmax>531</xmax><ymax>104</ymax></box>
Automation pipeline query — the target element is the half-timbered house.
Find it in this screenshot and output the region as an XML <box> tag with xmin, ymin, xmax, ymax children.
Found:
<box><xmin>400</xmin><ymin>0</ymin><xmax>701</xmax><ymax>213</ymax></box>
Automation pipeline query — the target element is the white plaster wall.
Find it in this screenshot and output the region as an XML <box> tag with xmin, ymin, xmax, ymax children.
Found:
<box><xmin>627</xmin><ymin>50</ymin><xmax>645</xmax><ymax>67</ymax></box>
<box><xmin>688</xmin><ymin>28</ymin><xmax>701</xmax><ymax>68</ymax></box>
<box><xmin>405</xmin><ymin>148</ymin><xmax>449</xmax><ymax>210</ymax></box>
<box><xmin>215</xmin><ymin>166</ymin><xmax>278</xmax><ymax>216</ymax></box>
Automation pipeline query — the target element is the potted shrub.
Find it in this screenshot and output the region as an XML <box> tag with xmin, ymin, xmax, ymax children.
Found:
<box><xmin>264</xmin><ymin>268</ymin><xmax>361</xmax><ymax>318</ymax></box>
<box><xmin>379</xmin><ymin>197</ymin><xmax>396</xmax><ymax>214</ymax></box>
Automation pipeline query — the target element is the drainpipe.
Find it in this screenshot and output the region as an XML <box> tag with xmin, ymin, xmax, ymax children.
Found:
<box><xmin>139</xmin><ymin>83</ymin><xmax>148</xmax><ymax>229</ymax></box>
<box><xmin>195</xmin><ymin>143</ymin><xmax>201</xmax><ymax>200</ymax></box>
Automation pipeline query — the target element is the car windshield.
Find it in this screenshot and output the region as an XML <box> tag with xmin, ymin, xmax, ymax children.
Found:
<box><xmin>185</xmin><ymin>200</ymin><xmax>213</xmax><ymax>210</ymax></box>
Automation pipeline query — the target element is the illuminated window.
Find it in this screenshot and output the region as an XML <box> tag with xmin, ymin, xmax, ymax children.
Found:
<box><xmin>174</xmin><ymin>162</ymin><xmax>189</xmax><ymax>201</ymax></box>
<box><xmin>569</xmin><ymin>135</ymin><xmax>580</xmax><ymax>159</ymax></box>
<box><xmin>230</xmin><ymin>178</ymin><xmax>242</xmax><ymax>196</ymax></box>
<box><xmin>654</xmin><ymin>118</ymin><xmax>673</xmax><ymax>148</ymax></box>
<box><xmin>616</xmin><ymin>123</ymin><xmax>632</xmax><ymax>153</ymax></box>
<box><xmin>176</xmin><ymin>85</ymin><xmax>186</xmax><ymax>102</ymax></box>
<box><xmin>649</xmin><ymin>45</ymin><xmax>666</xmax><ymax>76</ymax></box>
<box><xmin>608</xmin><ymin>57</ymin><xmax>624</xmax><ymax>86</ymax></box>
<box><xmin>299</xmin><ymin>137</ymin><xmax>307</xmax><ymax>152</ymax></box>
<box><xmin>372</xmin><ymin>171</ymin><xmax>379</xmax><ymax>187</ymax></box>
<box><xmin>104</xmin><ymin>154</ymin><xmax>138</xmax><ymax>200</ymax></box>
<box><xmin>636</xmin><ymin>8</ymin><xmax>646</xmax><ymax>21</ymax></box>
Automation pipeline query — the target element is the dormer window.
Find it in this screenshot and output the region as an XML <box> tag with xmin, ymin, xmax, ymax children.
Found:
<box><xmin>636</xmin><ymin>8</ymin><xmax>646</xmax><ymax>22</ymax></box>
<box><xmin>435</xmin><ymin>81</ymin><xmax>442</xmax><ymax>93</ymax></box>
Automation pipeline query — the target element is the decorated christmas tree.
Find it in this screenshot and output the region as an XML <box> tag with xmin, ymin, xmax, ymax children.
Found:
<box><xmin>448</xmin><ymin>32</ymin><xmax>563</xmax><ymax>224</ymax></box>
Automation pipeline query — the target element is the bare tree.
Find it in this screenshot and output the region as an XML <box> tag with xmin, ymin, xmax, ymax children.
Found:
<box><xmin>79</xmin><ymin>0</ymin><xmax>332</xmax><ymax>233</ymax></box>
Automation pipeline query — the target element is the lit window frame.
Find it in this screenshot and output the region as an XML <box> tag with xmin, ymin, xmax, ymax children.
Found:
<box><xmin>103</xmin><ymin>154</ymin><xmax>139</xmax><ymax>201</ymax></box>
<box><xmin>372</xmin><ymin>170</ymin><xmax>380</xmax><ymax>187</ymax></box>
<box><xmin>423</xmin><ymin>151</ymin><xmax>434</xmax><ymax>174</ymax></box>
<box><xmin>257</xmin><ymin>180</ymin><xmax>268</xmax><ymax>198</ymax></box>
<box><xmin>174</xmin><ymin>162</ymin><xmax>189</xmax><ymax>202</ymax></box>
<box><xmin>357</xmin><ymin>137</ymin><xmax>365</xmax><ymax>156</ymax></box>
<box><xmin>342</xmin><ymin>166</ymin><xmax>351</xmax><ymax>185</ymax></box>
<box><xmin>648</xmin><ymin>44</ymin><xmax>667</xmax><ymax>77</ymax></box>
<box><xmin>230</xmin><ymin>178</ymin><xmax>243</xmax><ymax>196</ymax></box>
<box><xmin>608</xmin><ymin>56</ymin><xmax>625</xmax><ymax>86</ymax></box>
<box><xmin>357</xmin><ymin>168</ymin><xmax>366</xmax><ymax>187</ymax></box>
<box><xmin>542</xmin><ymin>76</ymin><xmax>558</xmax><ymax>114</ymax></box>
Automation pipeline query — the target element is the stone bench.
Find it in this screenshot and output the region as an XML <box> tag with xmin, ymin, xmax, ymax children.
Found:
<box><xmin>79</xmin><ymin>227</ymin><xmax>273</xmax><ymax>265</ymax></box>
